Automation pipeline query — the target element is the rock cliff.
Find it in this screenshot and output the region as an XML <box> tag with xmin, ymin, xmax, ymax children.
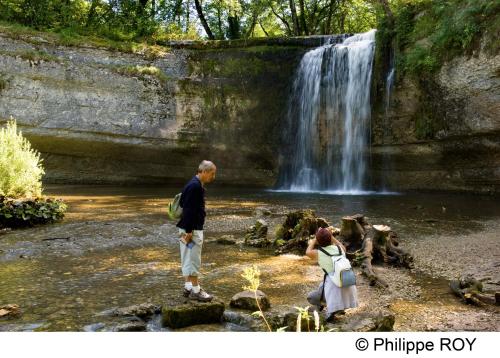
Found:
<box><xmin>1</xmin><ymin>30</ymin><xmax>498</xmax><ymax>192</ymax></box>
<box><xmin>0</xmin><ymin>32</ymin><xmax>321</xmax><ymax>186</ymax></box>
<box><xmin>371</xmin><ymin>41</ymin><xmax>500</xmax><ymax>193</ymax></box>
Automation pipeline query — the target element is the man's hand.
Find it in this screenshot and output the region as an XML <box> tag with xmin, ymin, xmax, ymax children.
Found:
<box><xmin>181</xmin><ymin>232</ymin><xmax>193</xmax><ymax>244</ymax></box>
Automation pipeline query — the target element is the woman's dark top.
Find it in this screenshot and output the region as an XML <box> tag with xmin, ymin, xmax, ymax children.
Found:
<box><xmin>176</xmin><ymin>176</ymin><xmax>206</xmax><ymax>233</ymax></box>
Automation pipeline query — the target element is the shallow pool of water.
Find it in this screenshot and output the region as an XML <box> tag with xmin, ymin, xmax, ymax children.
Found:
<box><xmin>1</xmin><ymin>185</ymin><xmax>498</xmax><ymax>331</ymax></box>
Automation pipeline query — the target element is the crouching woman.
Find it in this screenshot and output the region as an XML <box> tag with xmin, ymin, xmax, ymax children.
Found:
<box><xmin>305</xmin><ymin>227</ymin><xmax>358</xmax><ymax>322</ymax></box>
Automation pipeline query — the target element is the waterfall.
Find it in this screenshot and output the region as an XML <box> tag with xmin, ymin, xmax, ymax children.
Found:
<box><xmin>278</xmin><ymin>30</ymin><xmax>377</xmax><ymax>194</ymax></box>
<box><xmin>380</xmin><ymin>55</ymin><xmax>395</xmax><ymax>191</ymax></box>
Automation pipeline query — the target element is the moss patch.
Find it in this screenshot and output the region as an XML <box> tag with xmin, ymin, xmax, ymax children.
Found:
<box><xmin>111</xmin><ymin>65</ymin><xmax>170</xmax><ymax>84</ymax></box>
<box><xmin>0</xmin><ymin>21</ymin><xmax>170</xmax><ymax>57</ymax></box>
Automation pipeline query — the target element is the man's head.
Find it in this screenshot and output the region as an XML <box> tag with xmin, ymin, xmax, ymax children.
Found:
<box><xmin>197</xmin><ymin>160</ymin><xmax>216</xmax><ymax>184</ymax></box>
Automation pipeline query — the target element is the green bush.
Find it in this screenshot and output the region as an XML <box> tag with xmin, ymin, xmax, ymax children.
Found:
<box><xmin>0</xmin><ymin>119</ymin><xmax>44</xmax><ymax>198</ymax></box>
<box><xmin>383</xmin><ymin>0</ymin><xmax>500</xmax><ymax>78</ymax></box>
<box><xmin>0</xmin><ymin>196</ymin><xmax>67</xmax><ymax>228</ymax></box>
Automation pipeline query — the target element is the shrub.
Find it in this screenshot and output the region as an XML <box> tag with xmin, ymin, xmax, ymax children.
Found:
<box><xmin>381</xmin><ymin>0</ymin><xmax>500</xmax><ymax>78</ymax></box>
<box><xmin>0</xmin><ymin>119</ymin><xmax>44</xmax><ymax>198</ymax></box>
<box><xmin>0</xmin><ymin>196</ymin><xmax>67</xmax><ymax>228</ymax></box>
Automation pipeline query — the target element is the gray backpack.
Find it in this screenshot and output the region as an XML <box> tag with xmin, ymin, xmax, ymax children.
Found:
<box><xmin>167</xmin><ymin>193</ymin><xmax>183</xmax><ymax>220</ymax></box>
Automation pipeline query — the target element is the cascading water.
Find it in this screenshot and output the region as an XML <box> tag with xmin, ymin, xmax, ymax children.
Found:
<box><xmin>277</xmin><ymin>30</ymin><xmax>377</xmax><ymax>194</ymax></box>
<box><xmin>380</xmin><ymin>56</ymin><xmax>395</xmax><ymax>191</ymax></box>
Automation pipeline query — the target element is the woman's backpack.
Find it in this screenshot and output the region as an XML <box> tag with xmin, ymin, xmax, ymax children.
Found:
<box><xmin>167</xmin><ymin>193</ymin><xmax>183</xmax><ymax>220</ymax></box>
<box><xmin>319</xmin><ymin>245</ymin><xmax>356</xmax><ymax>288</ymax></box>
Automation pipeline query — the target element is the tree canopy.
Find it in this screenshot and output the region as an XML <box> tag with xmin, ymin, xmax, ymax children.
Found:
<box><xmin>0</xmin><ymin>0</ymin><xmax>380</xmax><ymax>41</ymax></box>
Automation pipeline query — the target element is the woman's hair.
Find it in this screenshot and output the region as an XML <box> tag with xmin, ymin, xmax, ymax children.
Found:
<box><xmin>316</xmin><ymin>227</ymin><xmax>332</xmax><ymax>247</ymax></box>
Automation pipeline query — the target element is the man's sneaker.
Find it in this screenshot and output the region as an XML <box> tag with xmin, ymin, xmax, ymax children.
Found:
<box><xmin>182</xmin><ymin>288</ymin><xmax>191</xmax><ymax>297</ymax></box>
<box><xmin>189</xmin><ymin>288</ymin><xmax>213</xmax><ymax>302</ymax></box>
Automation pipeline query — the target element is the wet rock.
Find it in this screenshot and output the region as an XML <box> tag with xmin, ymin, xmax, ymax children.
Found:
<box><xmin>254</xmin><ymin>208</ymin><xmax>272</xmax><ymax>217</ymax></box>
<box><xmin>162</xmin><ymin>299</ymin><xmax>225</xmax><ymax>329</ymax></box>
<box><xmin>223</xmin><ymin>322</ymin><xmax>253</xmax><ymax>332</ymax></box>
<box><xmin>245</xmin><ymin>237</ymin><xmax>272</xmax><ymax>248</ymax></box>
<box><xmin>230</xmin><ymin>290</ymin><xmax>270</xmax><ymax>311</ymax></box>
<box><xmin>0</xmin><ymin>323</ymin><xmax>44</xmax><ymax>332</ymax></box>
<box><xmin>340</xmin><ymin>310</ymin><xmax>395</xmax><ymax>332</ymax></box>
<box><xmin>216</xmin><ymin>235</ymin><xmax>237</xmax><ymax>245</ymax></box>
<box><xmin>224</xmin><ymin>309</ymin><xmax>284</xmax><ymax>332</ymax></box>
<box><xmin>83</xmin><ymin>322</ymin><xmax>106</xmax><ymax>332</ymax></box>
<box><xmin>281</xmin><ymin>309</ymin><xmax>326</xmax><ymax>332</ymax></box>
<box><xmin>115</xmin><ymin>321</ymin><xmax>147</xmax><ymax>332</ymax></box>
<box><xmin>223</xmin><ymin>311</ymin><xmax>258</xmax><ymax>328</ymax></box>
<box><xmin>0</xmin><ymin>304</ymin><xmax>21</xmax><ymax>318</ymax></box>
<box><xmin>244</xmin><ymin>219</ymin><xmax>271</xmax><ymax>247</ymax></box>
<box><xmin>112</xmin><ymin>303</ymin><xmax>161</xmax><ymax>319</ymax></box>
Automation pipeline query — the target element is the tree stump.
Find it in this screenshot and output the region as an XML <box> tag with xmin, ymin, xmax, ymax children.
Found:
<box><xmin>275</xmin><ymin>211</ymin><xmax>413</xmax><ymax>288</ymax></box>
<box><xmin>338</xmin><ymin>215</ymin><xmax>414</xmax><ymax>287</ymax></box>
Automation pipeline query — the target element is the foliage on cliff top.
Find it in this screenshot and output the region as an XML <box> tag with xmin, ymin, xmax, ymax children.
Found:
<box><xmin>0</xmin><ymin>0</ymin><xmax>375</xmax><ymax>42</ymax></box>
<box><xmin>0</xmin><ymin>21</ymin><xmax>170</xmax><ymax>57</ymax></box>
<box><xmin>378</xmin><ymin>0</ymin><xmax>500</xmax><ymax>78</ymax></box>
<box><xmin>0</xmin><ymin>119</ymin><xmax>44</xmax><ymax>198</ymax></box>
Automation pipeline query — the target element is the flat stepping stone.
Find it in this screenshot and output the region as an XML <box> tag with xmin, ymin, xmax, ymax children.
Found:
<box><xmin>230</xmin><ymin>290</ymin><xmax>270</xmax><ymax>311</ymax></box>
<box><xmin>162</xmin><ymin>299</ymin><xmax>225</xmax><ymax>329</ymax></box>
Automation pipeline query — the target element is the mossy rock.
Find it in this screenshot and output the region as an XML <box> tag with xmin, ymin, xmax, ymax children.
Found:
<box><xmin>162</xmin><ymin>299</ymin><xmax>225</xmax><ymax>329</ymax></box>
<box><xmin>244</xmin><ymin>219</ymin><xmax>269</xmax><ymax>245</ymax></box>
<box><xmin>281</xmin><ymin>310</ymin><xmax>326</xmax><ymax>332</ymax></box>
<box><xmin>274</xmin><ymin>238</ymin><xmax>286</xmax><ymax>247</ymax></box>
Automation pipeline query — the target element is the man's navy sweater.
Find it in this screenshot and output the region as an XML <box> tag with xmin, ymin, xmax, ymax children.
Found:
<box><xmin>176</xmin><ymin>176</ymin><xmax>206</xmax><ymax>233</ymax></box>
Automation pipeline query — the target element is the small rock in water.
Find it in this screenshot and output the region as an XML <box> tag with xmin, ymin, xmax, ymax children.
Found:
<box><xmin>216</xmin><ymin>235</ymin><xmax>237</xmax><ymax>245</ymax></box>
<box><xmin>254</xmin><ymin>208</ymin><xmax>272</xmax><ymax>217</ymax></box>
<box><xmin>115</xmin><ymin>322</ymin><xmax>147</xmax><ymax>332</ymax></box>
<box><xmin>0</xmin><ymin>304</ymin><xmax>21</xmax><ymax>318</ymax></box>
<box><xmin>83</xmin><ymin>322</ymin><xmax>106</xmax><ymax>332</ymax></box>
<box><xmin>244</xmin><ymin>220</ymin><xmax>271</xmax><ymax>247</ymax></box>
<box><xmin>230</xmin><ymin>290</ymin><xmax>270</xmax><ymax>311</ymax></box>
<box><xmin>112</xmin><ymin>303</ymin><xmax>161</xmax><ymax>319</ymax></box>
<box><xmin>340</xmin><ymin>310</ymin><xmax>395</xmax><ymax>332</ymax></box>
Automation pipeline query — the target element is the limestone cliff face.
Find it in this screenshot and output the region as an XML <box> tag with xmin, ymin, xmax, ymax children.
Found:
<box><xmin>1</xmin><ymin>30</ymin><xmax>498</xmax><ymax>192</ymax></box>
<box><xmin>0</xmin><ymin>33</ymin><xmax>315</xmax><ymax>186</ymax></box>
<box><xmin>371</xmin><ymin>45</ymin><xmax>500</xmax><ymax>193</ymax></box>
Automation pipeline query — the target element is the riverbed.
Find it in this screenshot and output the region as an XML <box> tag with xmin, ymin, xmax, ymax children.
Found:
<box><xmin>0</xmin><ymin>185</ymin><xmax>498</xmax><ymax>331</ymax></box>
